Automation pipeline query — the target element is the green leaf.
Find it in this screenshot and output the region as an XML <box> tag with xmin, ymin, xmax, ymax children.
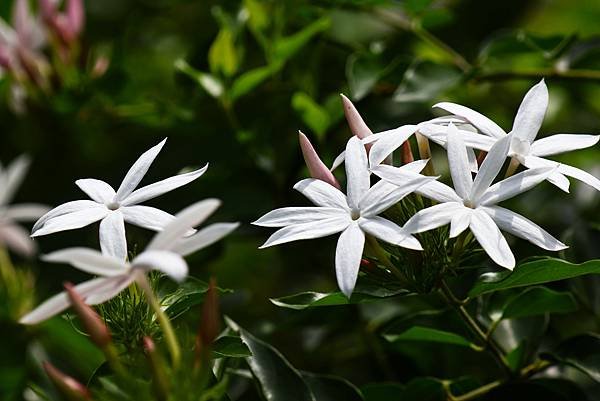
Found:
<box><xmin>302</xmin><ymin>373</ymin><xmax>363</xmax><ymax>401</ymax></box>
<box><xmin>401</xmin><ymin>378</ymin><xmax>445</xmax><ymax>401</ymax></box>
<box><xmin>469</xmin><ymin>258</ymin><xmax>600</xmax><ymax>297</ymax></box>
<box><xmin>174</xmin><ymin>59</ymin><xmax>223</xmax><ymax>98</ymax></box>
<box><xmin>230</xmin><ymin>63</ymin><xmax>281</xmax><ymax>101</ymax></box>
<box><xmin>243</xmin><ymin>0</ymin><xmax>270</xmax><ymax>33</ymax></box>
<box><xmin>208</xmin><ymin>27</ymin><xmax>239</xmax><ymax>77</ymax></box>
<box><xmin>543</xmin><ymin>334</ymin><xmax>600</xmax><ymax>383</ymax></box>
<box><xmin>162</xmin><ymin>277</ymin><xmax>231</xmax><ymax>319</ymax></box>
<box><xmin>393</xmin><ymin>61</ymin><xmax>461</xmax><ymax>103</ymax></box>
<box><xmin>361</xmin><ymin>383</ymin><xmax>405</xmax><ymax>401</ymax></box>
<box><xmin>292</xmin><ymin>92</ymin><xmax>331</xmax><ymax>138</ymax></box>
<box><xmin>212</xmin><ymin>335</ymin><xmax>252</xmax><ymax>359</ymax></box>
<box><xmin>501</xmin><ymin>287</ymin><xmax>577</xmax><ymax>320</ymax></box>
<box><xmin>273</xmin><ymin>18</ymin><xmax>330</xmax><ymax>62</ymax></box>
<box><xmin>384</xmin><ymin>326</ymin><xmax>478</xmax><ymax>349</ymax></box>
<box><xmin>346</xmin><ymin>54</ymin><xmax>382</xmax><ymax>101</ymax></box>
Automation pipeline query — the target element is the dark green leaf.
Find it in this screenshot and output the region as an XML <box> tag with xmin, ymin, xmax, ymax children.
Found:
<box><xmin>501</xmin><ymin>287</ymin><xmax>577</xmax><ymax>319</ymax></box>
<box><xmin>361</xmin><ymin>383</ymin><xmax>405</xmax><ymax>401</ymax></box>
<box><xmin>302</xmin><ymin>372</ymin><xmax>363</xmax><ymax>401</ymax></box>
<box><xmin>212</xmin><ymin>335</ymin><xmax>252</xmax><ymax>359</ymax></box>
<box><xmin>384</xmin><ymin>326</ymin><xmax>477</xmax><ymax>349</ymax></box>
<box><xmin>346</xmin><ymin>54</ymin><xmax>383</xmax><ymax>101</ymax></box>
<box><xmin>401</xmin><ymin>377</ymin><xmax>445</xmax><ymax>401</ymax></box>
<box><xmin>542</xmin><ymin>334</ymin><xmax>600</xmax><ymax>383</ymax></box>
<box><xmin>273</xmin><ymin>18</ymin><xmax>330</xmax><ymax>62</ymax></box>
<box><xmin>469</xmin><ymin>259</ymin><xmax>600</xmax><ymax>297</ymax></box>
<box><xmin>162</xmin><ymin>278</ymin><xmax>231</xmax><ymax>319</ymax></box>
<box><xmin>393</xmin><ymin>61</ymin><xmax>461</xmax><ymax>103</ymax></box>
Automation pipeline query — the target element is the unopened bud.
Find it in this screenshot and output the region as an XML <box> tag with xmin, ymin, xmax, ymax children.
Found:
<box><xmin>401</xmin><ymin>141</ymin><xmax>414</xmax><ymax>164</ymax></box>
<box><xmin>340</xmin><ymin>94</ymin><xmax>373</xmax><ymax>140</ymax></box>
<box><xmin>91</xmin><ymin>55</ymin><xmax>110</xmax><ymax>78</ymax></box>
<box><xmin>298</xmin><ymin>131</ymin><xmax>340</xmax><ymax>189</ymax></box>
<box><xmin>64</xmin><ymin>283</ymin><xmax>111</xmax><ymax>348</ymax></box>
<box><xmin>198</xmin><ymin>278</ymin><xmax>220</xmax><ymax>348</ymax></box>
<box><xmin>43</xmin><ymin>362</ymin><xmax>92</xmax><ymax>401</ymax></box>
<box><xmin>143</xmin><ymin>336</ymin><xmax>169</xmax><ymax>399</ymax></box>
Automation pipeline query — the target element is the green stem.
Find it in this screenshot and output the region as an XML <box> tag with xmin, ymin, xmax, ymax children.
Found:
<box><xmin>366</xmin><ymin>235</ymin><xmax>408</xmax><ymax>285</ymax></box>
<box><xmin>137</xmin><ymin>274</ymin><xmax>181</xmax><ymax>369</ymax></box>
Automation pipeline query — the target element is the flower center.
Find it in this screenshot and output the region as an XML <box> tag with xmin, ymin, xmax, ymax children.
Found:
<box><xmin>510</xmin><ymin>137</ymin><xmax>531</xmax><ymax>157</ymax></box>
<box><xmin>350</xmin><ymin>209</ymin><xmax>361</xmax><ymax>220</ymax></box>
<box><xmin>107</xmin><ymin>202</ymin><xmax>120</xmax><ymax>211</ymax></box>
<box><xmin>463</xmin><ymin>199</ymin><xmax>475</xmax><ymax>209</ymax></box>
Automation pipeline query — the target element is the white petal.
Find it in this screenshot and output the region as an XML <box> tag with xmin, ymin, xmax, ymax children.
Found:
<box><xmin>416</xmin><ymin>180</ymin><xmax>462</xmax><ymax>203</ymax></box>
<box><xmin>121</xmin><ymin>164</ymin><xmax>208</xmax><ymax>206</ymax></box>
<box><xmin>345</xmin><ymin>136</ymin><xmax>370</xmax><ymax>210</ymax></box>
<box><xmin>434</xmin><ymin>102</ymin><xmax>506</xmax><ymax>138</ymax></box>
<box><xmin>330</xmin><ymin>150</ymin><xmax>345</xmax><ymax>172</ymax></box>
<box><xmin>0</xmin><ymin>155</ymin><xmax>30</xmax><ymax>205</ymax></box>
<box><xmin>470</xmin><ymin>133</ymin><xmax>511</xmax><ymax>202</ymax></box>
<box><xmin>558</xmin><ymin>163</ymin><xmax>600</xmax><ymax>191</ymax></box>
<box><xmin>469</xmin><ymin>209</ymin><xmax>515</xmax><ymax>269</ymax></box>
<box><xmin>259</xmin><ymin>216</ymin><xmax>349</xmax><ymax>248</ymax></box>
<box><xmin>42</xmin><ymin>247</ymin><xmax>127</xmax><ymax>276</ymax></box>
<box><xmin>133</xmin><ymin>250</ymin><xmax>188</xmax><ymax>282</ymax></box>
<box><xmin>172</xmin><ymin>222</ymin><xmax>239</xmax><ymax>256</ymax></box>
<box><xmin>0</xmin><ymin>224</ymin><xmax>36</xmax><ymax>256</ymax></box>
<box><xmin>31</xmin><ymin>206</ymin><xmax>109</xmax><ymax>237</ymax></box>
<box><xmin>335</xmin><ymin>222</ymin><xmax>365</xmax><ymax>298</ymax></box>
<box><xmin>466</xmin><ymin>147</ymin><xmax>479</xmax><ymax>173</ymax></box>
<box><xmin>359</xmin><ymin>216</ymin><xmax>422</xmax><ymax>250</ymax></box>
<box><xmin>368</xmin><ymin>125</ymin><xmax>417</xmax><ymax>167</ymax></box>
<box><xmin>403</xmin><ymin>202</ymin><xmax>465</xmax><ymax>234</ymax></box>
<box><xmin>530</xmin><ymin>134</ymin><xmax>600</xmax><ymax>157</ymax></box>
<box><xmin>99</xmin><ymin>211</ymin><xmax>127</xmax><ymax>261</ymax></box>
<box><xmin>446</xmin><ymin>123</ymin><xmax>473</xmax><ymax>199</ymax></box>
<box><xmin>32</xmin><ymin>200</ymin><xmax>103</xmax><ymax>233</ymax></box>
<box><xmin>418</xmin><ymin>123</ymin><xmax>496</xmax><ymax>151</ymax></box>
<box><xmin>294</xmin><ymin>179</ymin><xmax>349</xmax><ymax>210</ymax></box>
<box><xmin>511</xmin><ymin>80</ymin><xmax>547</xmax><ymax>144</ymax></box>
<box><xmin>3</xmin><ymin>203</ymin><xmax>50</xmax><ymax>221</ymax></box>
<box><xmin>121</xmin><ymin>205</ymin><xmax>175</xmax><ymax>231</ymax></box>
<box><xmin>85</xmin><ymin>275</ymin><xmax>135</xmax><ymax>305</ymax></box>
<box><xmin>479</xmin><ymin>167</ymin><xmax>555</xmax><ymax>206</ymax></box>
<box><xmin>521</xmin><ymin>155</ymin><xmax>570</xmax><ymax>192</ymax></box>
<box><xmin>449</xmin><ymin>209</ymin><xmax>472</xmax><ymax>238</ymax></box>
<box><xmin>19</xmin><ymin>277</ymin><xmax>119</xmax><ymax>325</ymax></box>
<box><xmin>75</xmin><ymin>179</ymin><xmax>116</xmax><ymax>204</ymax></box>
<box><xmin>253</xmin><ymin>207</ymin><xmax>347</xmax><ymax>227</ymax></box>
<box><xmin>115</xmin><ymin>138</ymin><xmax>167</xmax><ymax>201</ymax></box>
<box><xmin>481</xmin><ymin>205</ymin><xmax>567</xmax><ymax>251</ymax></box>
<box><xmin>148</xmin><ymin>199</ymin><xmax>221</xmax><ymax>251</ymax></box>
<box><xmin>400</xmin><ymin>159</ymin><xmax>430</xmax><ymax>173</ymax></box>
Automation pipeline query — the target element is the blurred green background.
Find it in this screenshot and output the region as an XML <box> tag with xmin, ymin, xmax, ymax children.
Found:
<box><xmin>1</xmin><ymin>0</ymin><xmax>600</xmax><ymax>399</ymax></box>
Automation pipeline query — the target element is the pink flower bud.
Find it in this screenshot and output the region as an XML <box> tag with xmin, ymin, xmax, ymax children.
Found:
<box><xmin>67</xmin><ymin>0</ymin><xmax>84</xmax><ymax>36</ymax></box>
<box><xmin>340</xmin><ymin>94</ymin><xmax>373</xmax><ymax>140</ymax></box>
<box><xmin>64</xmin><ymin>282</ymin><xmax>112</xmax><ymax>348</ymax></box>
<box><xmin>91</xmin><ymin>55</ymin><xmax>109</xmax><ymax>78</ymax></box>
<box><xmin>43</xmin><ymin>362</ymin><xmax>92</xmax><ymax>401</ymax></box>
<box><xmin>298</xmin><ymin>131</ymin><xmax>341</xmax><ymax>189</ymax></box>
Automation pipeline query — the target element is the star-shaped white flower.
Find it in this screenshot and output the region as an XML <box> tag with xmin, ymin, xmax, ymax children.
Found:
<box><xmin>404</xmin><ymin>123</ymin><xmax>567</xmax><ymax>269</ymax></box>
<box><xmin>0</xmin><ymin>155</ymin><xmax>50</xmax><ymax>256</ymax></box>
<box><xmin>428</xmin><ymin>80</ymin><xmax>600</xmax><ymax>192</ymax></box>
<box><xmin>254</xmin><ymin>136</ymin><xmax>432</xmax><ymax>297</ymax></box>
<box><xmin>19</xmin><ymin>199</ymin><xmax>239</xmax><ymax>325</ymax></box>
<box><xmin>31</xmin><ymin>139</ymin><xmax>208</xmax><ymax>261</ymax></box>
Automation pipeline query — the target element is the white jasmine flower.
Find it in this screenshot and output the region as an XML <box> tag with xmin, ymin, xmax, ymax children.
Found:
<box><xmin>429</xmin><ymin>80</ymin><xmax>600</xmax><ymax>192</ymax></box>
<box><xmin>31</xmin><ymin>139</ymin><xmax>208</xmax><ymax>261</ymax></box>
<box><xmin>19</xmin><ymin>199</ymin><xmax>239</xmax><ymax>325</ymax></box>
<box><xmin>404</xmin><ymin>124</ymin><xmax>567</xmax><ymax>269</ymax></box>
<box><xmin>254</xmin><ymin>136</ymin><xmax>432</xmax><ymax>297</ymax></box>
<box><xmin>0</xmin><ymin>155</ymin><xmax>50</xmax><ymax>256</ymax></box>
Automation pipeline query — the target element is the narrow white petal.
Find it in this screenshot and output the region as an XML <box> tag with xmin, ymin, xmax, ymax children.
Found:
<box><xmin>345</xmin><ymin>136</ymin><xmax>370</xmax><ymax>210</ymax></box>
<box><xmin>148</xmin><ymin>199</ymin><xmax>221</xmax><ymax>251</ymax></box>
<box><xmin>446</xmin><ymin>123</ymin><xmax>473</xmax><ymax>199</ymax></box>
<box><xmin>121</xmin><ymin>205</ymin><xmax>175</xmax><ymax>231</ymax></box>
<box><xmin>3</xmin><ymin>203</ymin><xmax>50</xmax><ymax>221</ymax></box>
<box><xmin>32</xmin><ymin>200</ymin><xmax>102</xmax><ymax>233</ymax></box>
<box><xmin>294</xmin><ymin>179</ymin><xmax>349</xmax><ymax>210</ymax></box>
<box><xmin>133</xmin><ymin>250</ymin><xmax>189</xmax><ymax>282</ymax></box>
<box><xmin>330</xmin><ymin>150</ymin><xmax>345</xmax><ymax>172</ymax></box>
<box><xmin>416</xmin><ymin>180</ymin><xmax>462</xmax><ymax>203</ymax></box>
<box><xmin>99</xmin><ymin>211</ymin><xmax>127</xmax><ymax>261</ymax></box>
<box><xmin>511</xmin><ymin>80</ymin><xmax>547</xmax><ymax>144</ymax></box>
<box><xmin>470</xmin><ymin>133</ymin><xmax>511</xmax><ymax>202</ymax></box>
<box><xmin>85</xmin><ymin>275</ymin><xmax>135</xmax><ymax>305</ymax></box>
<box><xmin>335</xmin><ymin>222</ymin><xmax>365</xmax><ymax>298</ymax></box>
<box><xmin>434</xmin><ymin>102</ymin><xmax>506</xmax><ymax>138</ymax></box>
<box><xmin>368</xmin><ymin>125</ymin><xmax>417</xmax><ymax>167</ymax></box>
<box><xmin>530</xmin><ymin>134</ymin><xmax>600</xmax><ymax>157</ymax></box>
<box><xmin>172</xmin><ymin>222</ymin><xmax>239</xmax><ymax>256</ymax></box>
<box><xmin>260</xmin><ymin>216</ymin><xmax>349</xmax><ymax>248</ymax></box>
<box><xmin>121</xmin><ymin>164</ymin><xmax>208</xmax><ymax>206</ymax></box>
<box><xmin>418</xmin><ymin>123</ymin><xmax>496</xmax><ymax>151</ymax></box>
<box><xmin>19</xmin><ymin>277</ymin><xmax>117</xmax><ymax>325</ymax></box>
<box><xmin>481</xmin><ymin>205</ymin><xmax>567</xmax><ymax>251</ymax></box>
<box><xmin>466</xmin><ymin>147</ymin><xmax>479</xmax><ymax>173</ymax></box>
<box><xmin>558</xmin><ymin>163</ymin><xmax>600</xmax><ymax>191</ymax></box>
<box><xmin>0</xmin><ymin>224</ymin><xmax>36</xmax><ymax>256</ymax></box>
<box><xmin>449</xmin><ymin>209</ymin><xmax>472</xmax><ymax>238</ymax></box>
<box><xmin>42</xmin><ymin>247</ymin><xmax>127</xmax><ymax>276</ymax></box>
<box><xmin>0</xmin><ymin>155</ymin><xmax>30</xmax><ymax>205</ymax></box>
<box><xmin>31</xmin><ymin>206</ymin><xmax>109</xmax><ymax>237</ymax></box>
<box><xmin>469</xmin><ymin>209</ymin><xmax>515</xmax><ymax>269</ymax></box>
<box><xmin>253</xmin><ymin>207</ymin><xmax>347</xmax><ymax>227</ymax></box>
<box><xmin>479</xmin><ymin>167</ymin><xmax>555</xmax><ymax>206</ymax></box>
<box><xmin>359</xmin><ymin>216</ymin><xmax>422</xmax><ymax>250</ymax></box>
<box><xmin>75</xmin><ymin>179</ymin><xmax>116</xmax><ymax>204</ymax></box>
<box><xmin>400</xmin><ymin>159</ymin><xmax>430</xmax><ymax>173</ymax></box>
<box><xmin>404</xmin><ymin>202</ymin><xmax>465</xmax><ymax>234</ymax></box>
<box><xmin>115</xmin><ymin>138</ymin><xmax>167</xmax><ymax>201</ymax></box>
<box><xmin>521</xmin><ymin>156</ymin><xmax>570</xmax><ymax>192</ymax></box>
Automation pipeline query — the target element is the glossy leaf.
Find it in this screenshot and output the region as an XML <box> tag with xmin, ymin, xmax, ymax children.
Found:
<box><xmin>162</xmin><ymin>278</ymin><xmax>232</xmax><ymax>319</ymax></box>
<box><xmin>393</xmin><ymin>61</ymin><xmax>460</xmax><ymax>103</ymax></box>
<box><xmin>384</xmin><ymin>326</ymin><xmax>477</xmax><ymax>349</ymax></box>
<box><xmin>501</xmin><ymin>287</ymin><xmax>577</xmax><ymax>320</ymax></box>
<box><xmin>542</xmin><ymin>334</ymin><xmax>600</xmax><ymax>383</ymax></box>
<box><xmin>212</xmin><ymin>335</ymin><xmax>252</xmax><ymax>359</ymax></box>
<box><xmin>302</xmin><ymin>372</ymin><xmax>363</xmax><ymax>401</ymax></box>
<box><xmin>469</xmin><ymin>259</ymin><xmax>600</xmax><ymax>297</ymax></box>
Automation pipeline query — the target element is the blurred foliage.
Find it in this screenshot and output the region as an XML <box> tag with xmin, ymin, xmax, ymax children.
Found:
<box><xmin>1</xmin><ymin>0</ymin><xmax>600</xmax><ymax>400</ymax></box>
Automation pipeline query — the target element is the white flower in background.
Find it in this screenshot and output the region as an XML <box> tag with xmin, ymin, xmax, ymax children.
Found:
<box><xmin>404</xmin><ymin>124</ymin><xmax>567</xmax><ymax>269</ymax></box>
<box><xmin>0</xmin><ymin>156</ymin><xmax>50</xmax><ymax>256</ymax></box>
<box><xmin>254</xmin><ymin>136</ymin><xmax>432</xmax><ymax>297</ymax></box>
<box><xmin>427</xmin><ymin>80</ymin><xmax>600</xmax><ymax>192</ymax></box>
<box><xmin>31</xmin><ymin>138</ymin><xmax>208</xmax><ymax>261</ymax></box>
<box><xmin>19</xmin><ymin>199</ymin><xmax>239</xmax><ymax>325</ymax></box>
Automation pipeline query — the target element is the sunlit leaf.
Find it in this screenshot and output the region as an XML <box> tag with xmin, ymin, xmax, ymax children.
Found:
<box><xmin>212</xmin><ymin>335</ymin><xmax>252</xmax><ymax>358</ymax></box>
<box><xmin>209</xmin><ymin>28</ymin><xmax>239</xmax><ymax>77</ymax></box>
<box><xmin>230</xmin><ymin>63</ymin><xmax>281</xmax><ymax>101</ymax></box>
<box><xmin>292</xmin><ymin>92</ymin><xmax>331</xmax><ymax>138</ymax></box>
<box><xmin>384</xmin><ymin>326</ymin><xmax>478</xmax><ymax>349</ymax></box>
<box><xmin>273</xmin><ymin>18</ymin><xmax>330</xmax><ymax>62</ymax></box>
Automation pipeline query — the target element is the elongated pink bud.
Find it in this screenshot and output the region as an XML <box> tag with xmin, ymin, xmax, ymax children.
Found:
<box><xmin>39</xmin><ymin>0</ymin><xmax>57</xmax><ymax>20</ymax></box>
<box><xmin>43</xmin><ymin>362</ymin><xmax>92</xmax><ymax>401</ymax></box>
<box><xmin>340</xmin><ymin>94</ymin><xmax>373</xmax><ymax>139</ymax></box>
<box><xmin>401</xmin><ymin>141</ymin><xmax>414</xmax><ymax>164</ymax></box>
<box><xmin>298</xmin><ymin>131</ymin><xmax>340</xmax><ymax>189</ymax></box>
<box><xmin>143</xmin><ymin>337</ymin><xmax>170</xmax><ymax>398</ymax></box>
<box><xmin>67</xmin><ymin>0</ymin><xmax>84</xmax><ymax>35</ymax></box>
<box><xmin>64</xmin><ymin>282</ymin><xmax>112</xmax><ymax>348</ymax></box>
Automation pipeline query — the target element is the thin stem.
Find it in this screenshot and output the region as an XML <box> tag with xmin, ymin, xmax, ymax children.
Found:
<box><xmin>504</xmin><ymin>157</ymin><xmax>521</xmax><ymax>178</ymax></box>
<box><xmin>366</xmin><ymin>235</ymin><xmax>408</xmax><ymax>285</ymax></box>
<box><xmin>137</xmin><ymin>274</ymin><xmax>181</xmax><ymax>369</ymax></box>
